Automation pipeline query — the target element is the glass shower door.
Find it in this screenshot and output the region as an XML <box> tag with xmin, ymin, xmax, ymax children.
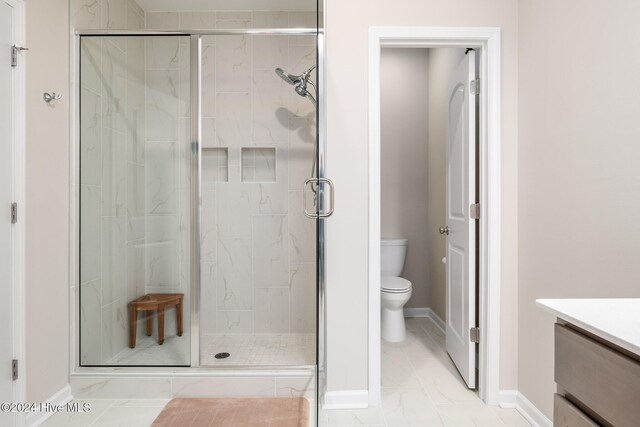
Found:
<box><xmin>79</xmin><ymin>35</ymin><xmax>192</xmax><ymax>366</ymax></box>
<box><xmin>197</xmin><ymin>31</ymin><xmax>319</xmax><ymax>368</ymax></box>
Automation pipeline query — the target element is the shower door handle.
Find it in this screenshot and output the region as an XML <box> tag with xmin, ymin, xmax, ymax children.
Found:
<box><xmin>303</xmin><ymin>177</ymin><xmax>334</xmax><ymax>219</ymax></box>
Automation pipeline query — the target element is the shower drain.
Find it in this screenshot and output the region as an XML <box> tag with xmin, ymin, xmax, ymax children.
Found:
<box><xmin>214</xmin><ymin>352</ymin><xmax>230</xmax><ymax>359</ymax></box>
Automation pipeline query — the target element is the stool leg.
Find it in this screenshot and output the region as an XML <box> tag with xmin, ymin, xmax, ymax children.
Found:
<box><xmin>157</xmin><ymin>306</ymin><xmax>165</xmax><ymax>345</ymax></box>
<box><xmin>176</xmin><ymin>300</ymin><xmax>183</xmax><ymax>337</ymax></box>
<box><xmin>146</xmin><ymin>310</ymin><xmax>153</xmax><ymax>336</ymax></box>
<box><xmin>129</xmin><ymin>305</ymin><xmax>137</xmax><ymax>349</ymax></box>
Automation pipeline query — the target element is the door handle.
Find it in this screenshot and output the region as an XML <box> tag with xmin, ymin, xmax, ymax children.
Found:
<box><xmin>303</xmin><ymin>177</ymin><xmax>334</xmax><ymax>219</ymax></box>
<box><xmin>439</xmin><ymin>226</ymin><xmax>449</xmax><ymax>235</ymax></box>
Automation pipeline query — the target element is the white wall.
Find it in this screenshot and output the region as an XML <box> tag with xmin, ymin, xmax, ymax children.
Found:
<box><xmin>518</xmin><ymin>0</ymin><xmax>640</xmax><ymax>418</ymax></box>
<box><xmin>426</xmin><ymin>48</ymin><xmax>466</xmax><ymax>320</ymax></box>
<box><xmin>25</xmin><ymin>0</ymin><xmax>69</xmax><ymax>402</ymax></box>
<box><xmin>324</xmin><ymin>0</ymin><xmax>519</xmax><ymax>393</ymax></box>
<box><xmin>380</xmin><ymin>48</ymin><xmax>429</xmax><ymax>309</ymax></box>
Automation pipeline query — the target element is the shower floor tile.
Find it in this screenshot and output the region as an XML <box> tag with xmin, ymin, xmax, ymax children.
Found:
<box><xmin>104</xmin><ymin>333</ymin><xmax>191</xmax><ymax>366</ymax></box>
<box><xmin>200</xmin><ymin>333</ymin><xmax>316</xmax><ymax>366</ymax></box>
<box><xmin>103</xmin><ymin>333</ymin><xmax>315</xmax><ymax>367</ymax></box>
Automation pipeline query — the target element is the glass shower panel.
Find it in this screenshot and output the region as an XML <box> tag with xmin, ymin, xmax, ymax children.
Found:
<box><xmin>79</xmin><ymin>35</ymin><xmax>192</xmax><ymax>366</ymax></box>
<box><xmin>198</xmin><ymin>33</ymin><xmax>318</xmax><ymax>367</ymax></box>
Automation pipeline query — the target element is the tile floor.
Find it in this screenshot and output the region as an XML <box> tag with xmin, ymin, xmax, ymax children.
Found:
<box><xmin>319</xmin><ymin>317</ymin><xmax>532</xmax><ymax>426</ymax></box>
<box><xmin>104</xmin><ymin>335</ymin><xmax>189</xmax><ymax>366</ymax></box>
<box><xmin>105</xmin><ymin>333</ymin><xmax>315</xmax><ymax>366</ymax></box>
<box><xmin>200</xmin><ymin>333</ymin><xmax>316</xmax><ymax>366</ymax></box>
<box><xmin>41</xmin><ymin>399</ymin><xmax>169</xmax><ymax>427</ymax></box>
<box><xmin>45</xmin><ymin>317</ymin><xmax>530</xmax><ymax>426</ymax></box>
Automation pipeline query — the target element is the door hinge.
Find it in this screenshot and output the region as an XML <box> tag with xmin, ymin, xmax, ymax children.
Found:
<box><xmin>11</xmin><ymin>203</ymin><xmax>17</xmax><ymax>224</ymax></box>
<box><xmin>12</xmin><ymin>359</ymin><xmax>18</xmax><ymax>381</ymax></box>
<box><xmin>470</xmin><ymin>203</ymin><xmax>480</xmax><ymax>220</ymax></box>
<box><xmin>470</xmin><ymin>327</ymin><xmax>480</xmax><ymax>343</ymax></box>
<box><xmin>11</xmin><ymin>45</ymin><xmax>28</xmax><ymax>68</ymax></box>
<box><xmin>470</xmin><ymin>78</ymin><xmax>480</xmax><ymax>96</ymax></box>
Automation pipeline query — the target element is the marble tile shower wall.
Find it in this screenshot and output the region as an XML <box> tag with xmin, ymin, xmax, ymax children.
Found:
<box><xmin>74</xmin><ymin>0</ymin><xmax>148</xmax><ymax>364</ymax></box>
<box><xmin>74</xmin><ymin>1</ymin><xmax>318</xmax><ymax>366</ymax></box>
<box><xmin>145</xmin><ymin>11</ymin><xmax>318</xmax><ymax>336</ymax></box>
<box><xmin>142</xmin><ymin>33</ymin><xmax>192</xmax><ymax>341</ymax></box>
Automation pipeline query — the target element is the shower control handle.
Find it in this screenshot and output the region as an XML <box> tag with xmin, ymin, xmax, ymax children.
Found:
<box><xmin>439</xmin><ymin>226</ymin><xmax>449</xmax><ymax>235</ymax></box>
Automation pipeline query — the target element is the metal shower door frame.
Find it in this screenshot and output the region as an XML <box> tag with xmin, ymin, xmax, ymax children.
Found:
<box><xmin>75</xmin><ymin>28</ymin><xmax>323</xmax><ymax>371</ymax></box>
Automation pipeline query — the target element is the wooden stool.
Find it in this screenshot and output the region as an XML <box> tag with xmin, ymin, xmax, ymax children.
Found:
<box><xmin>128</xmin><ymin>293</ymin><xmax>184</xmax><ymax>348</ymax></box>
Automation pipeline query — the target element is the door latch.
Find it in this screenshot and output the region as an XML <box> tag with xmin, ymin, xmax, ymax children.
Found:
<box><xmin>11</xmin><ymin>45</ymin><xmax>28</xmax><ymax>67</ymax></box>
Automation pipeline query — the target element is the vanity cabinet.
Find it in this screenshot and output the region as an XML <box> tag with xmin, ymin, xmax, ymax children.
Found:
<box><xmin>554</xmin><ymin>323</ymin><xmax>640</xmax><ymax>427</ymax></box>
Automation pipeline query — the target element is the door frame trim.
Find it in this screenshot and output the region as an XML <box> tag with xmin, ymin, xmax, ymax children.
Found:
<box><xmin>5</xmin><ymin>0</ymin><xmax>26</xmax><ymax>424</ymax></box>
<box><xmin>368</xmin><ymin>26</ymin><xmax>502</xmax><ymax>405</ymax></box>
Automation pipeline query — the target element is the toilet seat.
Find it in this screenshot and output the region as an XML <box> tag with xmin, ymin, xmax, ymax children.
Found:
<box><xmin>381</xmin><ymin>277</ymin><xmax>412</xmax><ymax>293</ymax></box>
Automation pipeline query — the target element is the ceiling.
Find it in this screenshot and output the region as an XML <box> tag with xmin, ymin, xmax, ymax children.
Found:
<box><xmin>135</xmin><ymin>0</ymin><xmax>318</xmax><ymax>12</ymax></box>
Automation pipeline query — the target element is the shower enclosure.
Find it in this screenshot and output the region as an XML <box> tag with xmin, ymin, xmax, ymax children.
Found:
<box><xmin>74</xmin><ymin>1</ymin><xmax>326</xmax><ymax>423</ymax></box>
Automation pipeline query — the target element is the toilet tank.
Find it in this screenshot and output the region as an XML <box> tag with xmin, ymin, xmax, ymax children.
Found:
<box><xmin>381</xmin><ymin>238</ymin><xmax>408</xmax><ymax>277</ymax></box>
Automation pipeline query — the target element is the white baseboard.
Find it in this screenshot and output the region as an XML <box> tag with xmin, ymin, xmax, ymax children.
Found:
<box><xmin>323</xmin><ymin>390</ymin><xmax>369</xmax><ymax>410</ymax></box>
<box><xmin>498</xmin><ymin>389</ymin><xmax>552</xmax><ymax>427</ymax></box>
<box><xmin>403</xmin><ymin>307</ymin><xmax>430</xmax><ymax>317</ymax></box>
<box><xmin>26</xmin><ymin>384</ymin><xmax>73</xmax><ymax>427</ymax></box>
<box><xmin>497</xmin><ymin>389</ymin><xmax>518</xmax><ymax>407</ymax></box>
<box><xmin>404</xmin><ymin>307</ymin><xmax>446</xmax><ymax>334</ymax></box>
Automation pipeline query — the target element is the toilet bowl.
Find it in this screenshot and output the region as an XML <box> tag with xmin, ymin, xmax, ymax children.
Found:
<box><xmin>381</xmin><ymin>238</ymin><xmax>412</xmax><ymax>343</ymax></box>
<box><xmin>381</xmin><ymin>277</ymin><xmax>412</xmax><ymax>342</ymax></box>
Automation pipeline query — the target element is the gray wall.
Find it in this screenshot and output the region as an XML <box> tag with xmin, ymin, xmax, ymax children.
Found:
<box><xmin>518</xmin><ymin>0</ymin><xmax>640</xmax><ymax>417</ymax></box>
<box><xmin>380</xmin><ymin>48</ymin><xmax>430</xmax><ymax>309</ymax></box>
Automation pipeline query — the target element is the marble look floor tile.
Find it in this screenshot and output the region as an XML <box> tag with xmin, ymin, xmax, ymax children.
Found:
<box><xmin>40</xmin><ymin>400</ymin><xmax>115</xmax><ymax>427</ymax></box>
<box><xmin>326</xmin><ymin>406</ymin><xmax>387</xmax><ymax>426</ymax></box>
<box><xmin>200</xmin><ymin>333</ymin><xmax>315</xmax><ymax>366</ymax></box>
<box><xmin>413</xmin><ymin>317</ymin><xmax>446</xmax><ymax>346</ymax></box>
<box><xmin>104</xmin><ymin>333</ymin><xmax>190</xmax><ymax>366</ymax></box>
<box><xmin>275</xmin><ymin>376</ymin><xmax>316</xmax><ymax>398</ymax></box>
<box><xmin>492</xmin><ymin>407</ymin><xmax>531</xmax><ymax>426</ymax></box>
<box><xmin>92</xmin><ymin>405</ymin><xmax>163</xmax><ymax>426</ymax></box>
<box><xmin>110</xmin><ymin>399</ymin><xmax>170</xmax><ymax>407</ymax></box>
<box><xmin>381</xmin><ymin>353</ymin><xmax>422</xmax><ymax>391</ymax></box>
<box><xmin>382</xmin><ymin>388</ymin><xmax>445</xmax><ymax>427</ymax></box>
<box><xmin>383</xmin><ymin>328</ymin><xmax>445</xmax><ymax>361</ymax></box>
<box><xmin>404</xmin><ymin>317</ymin><xmax>426</xmax><ymax>333</ymax></box>
<box><xmin>412</xmin><ymin>357</ymin><xmax>482</xmax><ymax>405</ymax></box>
<box><xmin>71</xmin><ymin>378</ymin><xmax>172</xmax><ymax>400</ymax></box>
<box><xmin>437</xmin><ymin>404</ymin><xmax>509</xmax><ymax>427</ymax></box>
<box><xmin>171</xmin><ymin>377</ymin><xmax>275</xmax><ymax>398</ymax></box>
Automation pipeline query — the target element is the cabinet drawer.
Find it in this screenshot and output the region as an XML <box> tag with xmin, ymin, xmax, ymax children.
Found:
<box><xmin>554</xmin><ymin>394</ymin><xmax>598</xmax><ymax>427</ymax></box>
<box><xmin>555</xmin><ymin>323</ymin><xmax>640</xmax><ymax>427</ymax></box>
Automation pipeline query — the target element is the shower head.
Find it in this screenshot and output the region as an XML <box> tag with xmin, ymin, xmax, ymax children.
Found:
<box><xmin>296</xmin><ymin>84</ymin><xmax>317</xmax><ymax>108</ymax></box>
<box><xmin>275</xmin><ymin>67</ymin><xmax>299</xmax><ymax>86</ymax></box>
<box><xmin>275</xmin><ymin>66</ymin><xmax>317</xmax><ymax>107</ymax></box>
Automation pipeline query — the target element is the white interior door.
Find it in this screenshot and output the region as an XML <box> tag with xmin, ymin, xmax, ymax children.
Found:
<box><xmin>0</xmin><ymin>0</ymin><xmax>15</xmax><ymax>422</ymax></box>
<box><xmin>445</xmin><ymin>50</ymin><xmax>477</xmax><ymax>389</ymax></box>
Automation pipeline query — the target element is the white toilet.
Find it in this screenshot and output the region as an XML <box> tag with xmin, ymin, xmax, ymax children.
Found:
<box><xmin>381</xmin><ymin>238</ymin><xmax>412</xmax><ymax>342</ymax></box>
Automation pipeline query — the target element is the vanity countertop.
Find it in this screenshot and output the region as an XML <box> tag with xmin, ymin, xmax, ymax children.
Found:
<box><xmin>537</xmin><ymin>298</ymin><xmax>640</xmax><ymax>357</ymax></box>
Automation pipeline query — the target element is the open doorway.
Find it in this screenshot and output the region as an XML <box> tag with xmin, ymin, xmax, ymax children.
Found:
<box><xmin>368</xmin><ymin>27</ymin><xmax>502</xmax><ymax>407</ymax></box>
<box><xmin>379</xmin><ymin>44</ymin><xmax>479</xmax><ymax>385</ymax></box>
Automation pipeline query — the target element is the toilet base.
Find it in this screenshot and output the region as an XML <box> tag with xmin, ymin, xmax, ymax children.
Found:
<box><xmin>381</xmin><ymin>307</ymin><xmax>407</xmax><ymax>342</ymax></box>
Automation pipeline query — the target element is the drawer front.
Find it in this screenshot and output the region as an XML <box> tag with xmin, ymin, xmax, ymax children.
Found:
<box><xmin>555</xmin><ymin>323</ymin><xmax>640</xmax><ymax>427</ymax></box>
<box><xmin>554</xmin><ymin>394</ymin><xmax>599</xmax><ymax>427</ymax></box>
